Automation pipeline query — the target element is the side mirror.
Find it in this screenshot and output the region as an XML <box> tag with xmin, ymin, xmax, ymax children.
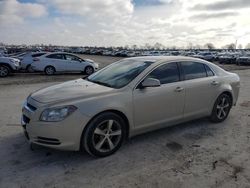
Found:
<box><xmin>141</xmin><ymin>78</ymin><xmax>161</xmax><ymax>88</ymax></box>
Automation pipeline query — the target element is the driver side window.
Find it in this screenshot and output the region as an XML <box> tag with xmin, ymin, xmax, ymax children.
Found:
<box><xmin>65</xmin><ymin>54</ymin><xmax>81</xmax><ymax>62</ymax></box>
<box><xmin>147</xmin><ymin>62</ymin><xmax>180</xmax><ymax>85</ymax></box>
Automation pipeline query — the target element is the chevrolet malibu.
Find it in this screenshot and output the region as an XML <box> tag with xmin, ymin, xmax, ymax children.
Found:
<box><xmin>21</xmin><ymin>56</ymin><xmax>240</xmax><ymax>157</ymax></box>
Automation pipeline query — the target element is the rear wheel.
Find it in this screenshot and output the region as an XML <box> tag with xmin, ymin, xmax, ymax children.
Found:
<box><xmin>210</xmin><ymin>93</ymin><xmax>232</xmax><ymax>123</ymax></box>
<box><xmin>44</xmin><ymin>66</ymin><xmax>55</xmax><ymax>75</ymax></box>
<box><xmin>82</xmin><ymin>112</ymin><xmax>126</xmax><ymax>157</ymax></box>
<box><xmin>0</xmin><ymin>65</ymin><xmax>10</xmax><ymax>77</ymax></box>
<box><xmin>26</xmin><ymin>65</ymin><xmax>33</xmax><ymax>73</ymax></box>
<box><xmin>84</xmin><ymin>66</ymin><xmax>94</xmax><ymax>75</ymax></box>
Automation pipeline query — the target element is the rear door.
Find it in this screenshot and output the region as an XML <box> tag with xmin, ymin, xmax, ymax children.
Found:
<box><xmin>46</xmin><ymin>54</ymin><xmax>68</xmax><ymax>71</ymax></box>
<box><xmin>180</xmin><ymin>61</ymin><xmax>219</xmax><ymax>118</ymax></box>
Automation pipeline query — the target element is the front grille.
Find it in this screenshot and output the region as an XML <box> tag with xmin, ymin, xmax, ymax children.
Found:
<box><xmin>22</xmin><ymin>115</ymin><xmax>30</xmax><ymax>124</ymax></box>
<box><xmin>35</xmin><ymin>137</ymin><xmax>61</xmax><ymax>145</ymax></box>
<box><xmin>26</xmin><ymin>103</ymin><xmax>37</xmax><ymax>111</ymax></box>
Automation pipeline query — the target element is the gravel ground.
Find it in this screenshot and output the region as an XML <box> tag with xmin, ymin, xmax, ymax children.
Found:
<box><xmin>0</xmin><ymin>55</ymin><xmax>250</xmax><ymax>188</ymax></box>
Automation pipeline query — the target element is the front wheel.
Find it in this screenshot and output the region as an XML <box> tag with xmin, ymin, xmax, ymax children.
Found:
<box><xmin>84</xmin><ymin>66</ymin><xmax>94</xmax><ymax>75</ymax></box>
<box><xmin>44</xmin><ymin>66</ymin><xmax>55</xmax><ymax>75</ymax></box>
<box><xmin>26</xmin><ymin>65</ymin><xmax>34</xmax><ymax>73</ymax></box>
<box><xmin>82</xmin><ymin>112</ymin><xmax>126</xmax><ymax>157</ymax></box>
<box><xmin>210</xmin><ymin>93</ymin><xmax>232</xmax><ymax>123</ymax></box>
<box><xmin>0</xmin><ymin>65</ymin><xmax>10</xmax><ymax>77</ymax></box>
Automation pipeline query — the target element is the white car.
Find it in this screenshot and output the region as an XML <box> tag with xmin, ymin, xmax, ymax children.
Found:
<box><xmin>0</xmin><ymin>56</ymin><xmax>21</xmax><ymax>77</ymax></box>
<box><xmin>31</xmin><ymin>52</ymin><xmax>99</xmax><ymax>75</ymax></box>
<box><xmin>19</xmin><ymin>52</ymin><xmax>47</xmax><ymax>72</ymax></box>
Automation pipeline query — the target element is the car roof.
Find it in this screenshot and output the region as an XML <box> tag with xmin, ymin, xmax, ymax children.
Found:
<box><xmin>32</xmin><ymin>51</ymin><xmax>47</xmax><ymax>54</ymax></box>
<box><xmin>124</xmin><ymin>56</ymin><xmax>227</xmax><ymax>75</ymax></box>
<box><xmin>42</xmin><ymin>52</ymin><xmax>80</xmax><ymax>57</ymax></box>
<box><xmin>125</xmin><ymin>56</ymin><xmax>207</xmax><ymax>63</ymax></box>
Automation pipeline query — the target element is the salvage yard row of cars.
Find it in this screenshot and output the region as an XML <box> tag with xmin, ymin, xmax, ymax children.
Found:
<box><xmin>0</xmin><ymin>52</ymin><xmax>99</xmax><ymax>77</ymax></box>
<box><xmin>0</xmin><ymin>50</ymin><xmax>250</xmax><ymax>77</ymax></box>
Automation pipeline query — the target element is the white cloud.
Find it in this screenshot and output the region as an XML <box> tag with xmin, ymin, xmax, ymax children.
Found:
<box><xmin>0</xmin><ymin>0</ymin><xmax>47</xmax><ymax>25</ymax></box>
<box><xmin>47</xmin><ymin>0</ymin><xmax>134</xmax><ymax>19</ymax></box>
<box><xmin>1</xmin><ymin>0</ymin><xmax>250</xmax><ymax>48</ymax></box>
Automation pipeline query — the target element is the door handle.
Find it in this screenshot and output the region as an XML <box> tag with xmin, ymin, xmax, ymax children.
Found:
<box><xmin>175</xmin><ymin>87</ymin><xmax>184</xmax><ymax>92</ymax></box>
<box><xmin>211</xmin><ymin>81</ymin><xmax>219</xmax><ymax>86</ymax></box>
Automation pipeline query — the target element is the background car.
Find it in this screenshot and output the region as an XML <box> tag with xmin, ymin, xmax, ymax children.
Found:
<box><xmin>31</xmin><ymin>52</ymin><xmax>99</xmax><ymax>75</ymax></box>
<box><xmin>0</xmin><ymin>56</ymin><xmax>21</xmax><ymax>77</ymax></box>
<box><xmin>193</xmin><ymin>52</ymin><xmax>216</xmax><ymax>61</ymax></box>
<box><xmin>19</xmin><ymin>52</ymin><xmax>47</xmax><ymax>72</ymax></box>
<box><xmin>22</xmin><ymin>56</ymin><xmax>240</xmax><ymax>157</ymax></box>
<box><xmin>218</xmin><ymin>53</ymin><xmax>237</xmax><ymax>64</ymax></box>
<box><xmin>236</xmin><ymin>54</ymin><xmax>250</xmax><ymax>65</ymax></box>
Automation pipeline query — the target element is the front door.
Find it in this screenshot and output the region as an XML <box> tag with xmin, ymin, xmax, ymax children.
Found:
<box><xmin>133</xmin><ymin>62</ymin><xmax>185</xmax><ymax>129</ymax></box>
<box><xmin>64</xmin><ymin>54</ymin><xmax>84</xmax><ymax>72</ymax></box>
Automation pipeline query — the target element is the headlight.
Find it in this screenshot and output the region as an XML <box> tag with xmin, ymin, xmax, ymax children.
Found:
<box><xmin>10</xmin><ymin>59</ymin><xmax>19</xmax><ymax>66</ymax></box>
<box><xmin>40</xmin><ymin>105</ymin><xmax>77</xmax><ymax>122</ymax></box>
<box><xmin>94</xmin><ymin>63</ymin><xmax>99</xmax><ymax>69</ymax></box>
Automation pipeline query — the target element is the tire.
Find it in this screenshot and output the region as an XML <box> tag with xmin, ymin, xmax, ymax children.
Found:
<box><xmin>0</xmin><ymin>65</ymin><xmax>10</xmax><ymax>77</ymax></box>
<box><xmin>44</xmin><ymin>66</ymin><xmax>55</xmax><ymax>75</ymax></box>
<box><xmin>84</xmin><ymin>66</ymin><xmax>94</xmax><ymax>75</ymax></box>
<box><xmin>26</xmin><ymin>65</ymin><xmax>33</xmax><ymax>73</ymax></box>
<box><xmin>210</xmin><ymin>93</ymin><xmax>232</xmax><ymax>123</ymax></box>
<box><xmin>82</xmin><ymin>112</ymin><xmax>126</xmax><ymax>157</ymax></box>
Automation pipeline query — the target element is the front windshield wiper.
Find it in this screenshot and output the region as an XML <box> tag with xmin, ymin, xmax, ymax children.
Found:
<box><xmin>86</xmin><ymin>79</ymin><xmax>113</xmax><ymax>88</ymax></box>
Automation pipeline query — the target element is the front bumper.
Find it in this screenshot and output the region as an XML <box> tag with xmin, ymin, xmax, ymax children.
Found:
<box><xmin>94</xmin><ymin>64</ymin><xmax>99</xmax><ymax>70</ymax></box>
<box><xmin>11</xmin><ymin>65</ymin><xmax>21</xmax><ymax>71</ymax></box>
<box><xmin>21</xmin><ymin>98</ymin><xmax>91</xmax><ymax>151</ymax></box>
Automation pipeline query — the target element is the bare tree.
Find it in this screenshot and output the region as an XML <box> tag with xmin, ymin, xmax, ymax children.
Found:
<box><xmin>154</xmin><ymin>42</ymin><xmax>164</xmax><ymax>50</ymax></box>
<box><xmin>204</xmin><ymin>43</ymin><xmax>215</xmax><ymax>50</ymax></box>
<box><xmin>224</xmin><ymin>43</ymin><xmax>236</xmax><ymax>50</ymax></box>
<box><xmin>245</xmin><ymin>43</ymin><xmax>250</xmax><ymax>49</ymax></box>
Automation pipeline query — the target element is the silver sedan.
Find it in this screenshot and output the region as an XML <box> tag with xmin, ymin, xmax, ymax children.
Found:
<box><xmin>21</xmin><ymin>56</ymin><xmax>240</xmax><ymax>157</ymax></box>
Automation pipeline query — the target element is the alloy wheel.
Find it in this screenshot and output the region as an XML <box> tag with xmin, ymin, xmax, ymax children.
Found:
<box><xmin>216</xmin><ymin>96</ymin><xmax>230</xmax><ymax>119</ymax></box>
<box><xmin>85</xmin><ymin>67</ymin><xmax>94</xmax><ymax>75</ymax></box>
<box><xmin>92</xmin><ymin>119</ymin><xmax>122</xmax><ymax>153</ymax></box>
<box><xmin>45</xmin><ymin>67</ymin><xmax>55</xmax><ymax>75</ymax></box>
<box><xmin>0</xmin><ymin>66</ymin><xmax>9</xmax><ymax>77</ymax></box>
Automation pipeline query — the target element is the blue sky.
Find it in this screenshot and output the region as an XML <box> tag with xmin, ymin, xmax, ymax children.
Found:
<box><xmin>1</xmin><ymin>0</ymin><xmax>250</xmax><ymax>48</ymax></box>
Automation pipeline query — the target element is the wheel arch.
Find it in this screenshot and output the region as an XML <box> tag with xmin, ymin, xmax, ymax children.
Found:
<box><xmin>0</xmin><ymin>63</ymin><xmax>13</xmax><ymax>71</ymax></box>
<box><xmin>79</xmin><ymin>109</ymin><xmax>130</xmax><ymax>151</ymax></box>
<box><xmin>220</xmin><ymin>91</ymin><xmax>233</xmax><ymax>104</ymax></box>
<box><xmin>26</xmin><ymin>64</ymin><xmax>31</xmax><ymax>70</ymax></box>
<box><xmin>44</xmin><ymin>65</ymin><xmax>56</xmax><ymax>72</ymax></box>
<box><xmin>84</xmin><ymin>64</ymin><xmax>94</xmax><ymax>70</ymax></box>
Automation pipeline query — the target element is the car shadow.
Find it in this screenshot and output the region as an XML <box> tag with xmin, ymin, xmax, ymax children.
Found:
<box><xmin>0</xmin><ymin>116</ymin><xmax>224</xmax><ymax>186</ymax></box>
<box><xmin>3</xmin><ymin>117</ymin><xmax>219</xmax><ymax>161</ymax></box>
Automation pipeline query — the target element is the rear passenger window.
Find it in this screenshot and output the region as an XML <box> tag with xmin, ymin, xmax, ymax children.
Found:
<box><xmin>204</xmin><ymin>64</ymin><xmax>214</xmax><ymax>77</ymax></box>
<box><xmin>32</xmin><ymin>53</ymin><xmax>46</xmax><ymax>57</ymax></box>
<box><xmin>46</xmin><ymin>54</ymin><xmax>65</xmax><ymax>60</ymax></box>
<box><xmin>181</xmin><ymin>62</ymin><xmax>207</xmax><ymax>80</ymax></box>
<box><xmin>147</xmin><ymin>62</ymin><xmax>180</xmax><ymax>84</ymax></box>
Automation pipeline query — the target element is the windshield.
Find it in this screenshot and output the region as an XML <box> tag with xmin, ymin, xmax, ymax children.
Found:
<box><xmin>87</xmin><ymin>59</ymin><xmax>154</xmax><ymax>89</ymax></box>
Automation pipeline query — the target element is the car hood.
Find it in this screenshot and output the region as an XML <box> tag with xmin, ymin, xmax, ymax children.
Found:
<box><xmin>31</xmin><ymin>79</ymin><xmax>114</xmax><ymax>103</ymax></box>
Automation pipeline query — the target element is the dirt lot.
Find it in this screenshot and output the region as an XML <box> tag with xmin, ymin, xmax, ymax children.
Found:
<box><xmin>0</xmin><ymin>55</ymin><xmax>250</xmax><ymax>188</ymax></box>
